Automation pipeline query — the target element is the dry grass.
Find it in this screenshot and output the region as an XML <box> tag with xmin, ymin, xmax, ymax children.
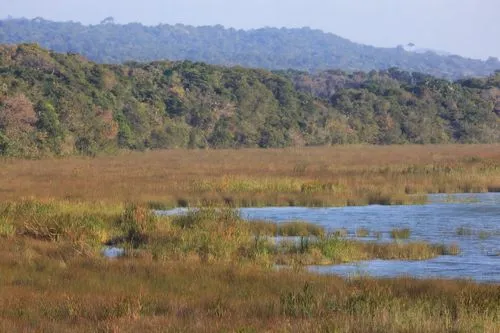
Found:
<box><xmin>1</xmin><ymin>145</ymin><xmax>499</xmax><ymax>331</ymax></box>
<box><xmin>0</xmin><ymin>201</ymin><xmax>455</xmax><ymax>265</ymax></box>
<box><xmin>0</xmin><ymin>200</ymin><xmax>495</xmax><ymax>332</ymax></box>
<box><xmin>0</xmin><ymin>237</ymin><xmax>498</xmax><ymax>333</ymax></box>
<box><xmin>1</xmin><ymin>144</ymin><xmax>499</xmax><ymax>207</ymax></box>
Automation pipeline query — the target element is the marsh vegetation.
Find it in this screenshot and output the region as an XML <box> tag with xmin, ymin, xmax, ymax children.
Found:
<box><xmin>1</xmin><ymin>200</ymin><xmax>496</xmax><ymax>332</ymax></box>
<box><xmin>1</xmin><ymin>145</ymin><xmax>499</xmax><ymax>207</ymax></box>
<box><xmin>1</xmin><ymin>146</ymin><xmax>499</xmax><ymax>331</ymax></box>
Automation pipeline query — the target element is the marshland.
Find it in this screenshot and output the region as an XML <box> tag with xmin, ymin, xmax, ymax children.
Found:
<box><xmin>1</xmin><ymin>144</ymin><xmax>499</xmax><ymax>206</ymax></box>
<box><xmin>2</xmin><ymin>8</ymin><xmax>500</xmax><ymax>332</ymax></box>
<box><xmin>1</xmin><ymin>145</ymin><xmax>500</xmax><ymax>332</ymax></box>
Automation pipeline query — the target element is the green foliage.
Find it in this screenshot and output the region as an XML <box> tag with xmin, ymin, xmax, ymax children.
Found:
<box><xmin>36</xmin><ymin>101</ymin><xmax>64</xmax><ymax>153</ymax></box>
<box><xmin>2</xmin><ymin>18</ymin><xmax>500</xmax><ymax>79</ymax></box>
<box><xmin>167</xmin><ymin>209</ymin><xmax>251</xmax><ymax>262</ymax></box>
<box><xmin>0</xmin><ymin>216</ymin><xmax>15</xmax><ymax>237</ymax></box>
<box><xmin>0</xmin><ymin>44</ymin><xmax>498</xmax><ymax>157</ymax></box>
<box><xmin>0</xmin><ymin>200</ymin><xmax>113</xmax><ymax>255</ymax></box>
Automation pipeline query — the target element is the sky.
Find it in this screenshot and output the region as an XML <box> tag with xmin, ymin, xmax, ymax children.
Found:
<box><xmin>1</xmin><ymin>0</ymin><xmax>499</xmax><ymax>60</ymax></box>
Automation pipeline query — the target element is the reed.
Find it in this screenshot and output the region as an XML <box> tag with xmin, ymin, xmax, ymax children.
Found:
<box><xmin>0</xmin><ymin>145</ymin><xmax>498</xmax><ymax>207</ymax></box>
<box><xmin>355</xmin><ymin>227</ymin><xmax>370</xmax><ymax>238</ymax></box>
<box><xmin>0</xmin><ymin>241</ymin><xmax>496</xmax><ymax>332</ymax></box>
<box><xmin>0</xmin><ymin>200</ymin><xmax>493</xmax><ymax>332</ymax></box>
<box><xmin>0</xmin><ymin>201</ymin><xmax>458</xmax><ymax>265</ymax></box>
<box><xmin>390</xmin><ymin>228</ymin><xmax>412</xmax><ymax>240</ymax></box>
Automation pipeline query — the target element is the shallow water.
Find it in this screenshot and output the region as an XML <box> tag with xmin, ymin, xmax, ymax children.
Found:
<box><xmin>240</xmin><ymin>193</ymin><xmax>500</xmax><ymax>282</ymax></box>
<box><xmin>102</xmin><ymin>247</ymin><xmax>125</xmax><ymax>258</ymax></box>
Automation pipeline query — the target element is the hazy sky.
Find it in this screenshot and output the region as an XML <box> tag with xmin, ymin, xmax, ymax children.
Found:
<box><xmin>2</xmin><ymin>0</ymin><xmax>499</xmax><ymax>59</ymax></box>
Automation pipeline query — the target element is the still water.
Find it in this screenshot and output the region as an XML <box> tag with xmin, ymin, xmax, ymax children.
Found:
<box><xmin>241</xmin><ymin>193</ymin><xmax>500</xmax><ymax>282</ymax></box>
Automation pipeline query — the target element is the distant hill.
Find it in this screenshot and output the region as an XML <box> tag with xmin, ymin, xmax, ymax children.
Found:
<box><xmin>0</xmin><ymin>44</ymin><xmax>499</xmax><ymax>157</ymax></box>
<box><xmin>0</xmin><ymin>17</ymin><xmax>499</xmax><ymax>79</ymax></box>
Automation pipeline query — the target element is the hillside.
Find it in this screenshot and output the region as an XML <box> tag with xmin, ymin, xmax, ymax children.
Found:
<box><xmin>1</xmin><ymin>18</ymin><xmax>499</xmax><ymax>79</ymax></box>
<box><xmin>0</xmin><ymin>44</ymin><xmax>499</xmax><ymax>157</ymax></box>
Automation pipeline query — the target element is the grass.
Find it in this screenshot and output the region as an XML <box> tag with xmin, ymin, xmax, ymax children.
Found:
<box><xmin>0</xmin><ymin>200</ymin><xmax>492</xmax><ymax>332</ymax></box>
<box><xmin>355</xmin><ymin>227</ymin><xmax>370</xmax><ymax>237</ymax></box>
<box><xmin>456</xmin><ymin>227</ymin><xmax>500</xmax><ymax>239</ymax></box>
<box><xmin>0</xmin><ymin>239</ymin><xmax>496</xmax><ymax>332</ymax></box>
<box><xmin>0</xmin><ymin>145</ymin><xmax>498</xmax><ymax>207</ymax></box>
<box><xmin>248</xmin><ymin>220</ymin><xmax>326</xmax><ymax>238</ymax></box>
<box><xmin>1</xmin><ymin>145</ymin><xmax>499</xmax><ymax>331</ymax></box>
<box><xmin>0</xmin><ymin>200</ymin><xmax>460</xmax><ymax>266</ymax></box>
<box><xmin>456</xmin><ymin>226</ymin><xmax>475</xmax><ymax>236</ymax></box>
<box><xmin>390</xmin><ymin>228</ymin><xmax>412</xmax><ymax>240</ymax></box>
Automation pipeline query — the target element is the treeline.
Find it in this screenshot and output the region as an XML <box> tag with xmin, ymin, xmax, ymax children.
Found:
<box><xmin>0</xmin><ymin>44</ymin><xmax>499</xmax><ymax>157</ymax></box>
<box><xmin>1</xmin><ymin>18</ymin><xmax>500</xmax><ymax>79</ymax></box>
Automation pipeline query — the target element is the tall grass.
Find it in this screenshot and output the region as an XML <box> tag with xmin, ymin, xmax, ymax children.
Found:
<box><xmin>0</xmin><ymin>200</ymin><xmax>494</xmax><ymax>332</ymax></box>
<box><xmin>0</xmin><ymin>200</ymin><xmax>459</xmax><ymax>266</ymax></box>
<box><xmin>0</xmin><ymin>245</ymin><xmax>497</xmax><ymax>332</ymax></box>
<box><xmin>390</xmin><ymin>228</ymin><xmax>412</xmax><ymax>240</ymax></box>
<box><xmin>0</xmin><ymin>145</ymin><xmax>498</xmax><ymax>207</ymax></box>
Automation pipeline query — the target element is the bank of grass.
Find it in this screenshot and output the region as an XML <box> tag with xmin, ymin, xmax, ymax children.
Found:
<box><xmin>0</xmin><ymin>200</ymin><xmax>462</xmax><ymax>265</ymax></box>
<box><xmin>0</xmin><ymin>200</ymin><xmax>458</xmax><ymax>265</ymax></box>
<box><xmin>0</xmin><ymin>200</ymin><xmax>460</xmax><ymax>265</ymax></box>
<box><xmin>0</xmin><ymin>241</ymin><xmax>497</xmax><ymax>332</ymax></box>
<box><xmin>1</xmin><ymin>200</ymin><xmax>497</xmax><ymax>332</ymax></box>
<box><xmin>0</xmin><ymin>145</ymin><xmax>499</xmax><ymax>207</ymax></box>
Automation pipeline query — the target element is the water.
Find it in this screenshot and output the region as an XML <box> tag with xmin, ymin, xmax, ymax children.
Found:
<box><xmin>102</xmin><ymin>247</ymin><xmax>125</xmax><ymax>258</ymax></box>
<box><xmin>240</xmin><ymin>193</ymin><xmax>500</xmax><ymax>282</ymax></box>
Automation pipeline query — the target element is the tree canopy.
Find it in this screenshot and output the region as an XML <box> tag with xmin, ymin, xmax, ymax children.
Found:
<box><xmin>0</xmin><ymin>44</ymin><xmax>499</xmax><ymax>156</ymax></box>
<box><xmin>0</xmin><ymin>18</ymin><xmax>499</xmax><ymax>80</ymax></box>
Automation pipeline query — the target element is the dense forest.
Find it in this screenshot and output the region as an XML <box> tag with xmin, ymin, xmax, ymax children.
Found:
<box><xmin>0</xmin><ymin>44</ymin><xmax>499</xmax><ymax>157</ymax></box>
<box><xmin>1</xmin><ymin>18</ymin><xmax>500</xmax><ymax>79</ymax></box>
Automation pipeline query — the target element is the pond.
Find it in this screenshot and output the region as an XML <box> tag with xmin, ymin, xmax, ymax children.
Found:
<box><xmin>240</xmin><ymin>193</ymin><xmax>500</xmax><ymax>282</ymax></box>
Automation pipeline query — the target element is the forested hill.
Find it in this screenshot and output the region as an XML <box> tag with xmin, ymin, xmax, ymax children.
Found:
<box><xmin>0</xmin><ymin>44</ymin><xmax>499</xmax><ymax>157</ymax></box>
<box><xmin>1</xmin><ymin>18</ymin><xmax>500</xmax><ymax>79</ymax></box>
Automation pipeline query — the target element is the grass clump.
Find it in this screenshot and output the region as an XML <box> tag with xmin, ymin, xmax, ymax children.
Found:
<box><xmin>390</xmin><ymin>228</ymin><xmax>411</xmax><ymax>240</ymax></box>
<box><xmin>332</xmin><ymin>228</ymin><xmax>349</xmax><ymax>238</ymax></box>
<box><xmin>0</xmin><ymin>216</ymin><xmax>15</xmax><ymax>238</ymax></box>
<box><xmin>456</xmin><ymin>226</ymin><xmax>475</xmax><ymax>236</ymax></box>
<box><xmin>247</xmin><ymin>220</ymin><xmax>326</xmax><ymax>238</ymax></box>
<box><xmin>443</xmin><ymin>243</ymin><xmax>461</xmax><ymax>256</ymax></box>
<box><xmin>0</xmin><ymin>201</ymin><xmax>460</xmax><ymax>266</ymax></box>
<box><xmin>115</xmin><ymin>203</ymin><xmax>158</xmax><ymax>247</ymax></box>
<box><xmin>355</xmin><ymin>227</ymin><xmax>370</xmax><ymax>237</ymax></box>
<box><xmin>159</xmin><ymin>208</ymin><xmax>252</xmax><ymax>263</ymax></box>
<box><xmin>0</xmin><ymin>200</ymin><xmax>116</xmax><ymax>256</ymax></box>
<box><xmin>277</xmin><ymin>221</ymin><xmax>325</xmax><ymax>238</ymax></box>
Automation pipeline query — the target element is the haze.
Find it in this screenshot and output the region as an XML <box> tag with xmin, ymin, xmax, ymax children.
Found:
<box><xmin>2</xmin><ymin>0</ymin><xmax>499</xmax><ymax>60</ymax></box>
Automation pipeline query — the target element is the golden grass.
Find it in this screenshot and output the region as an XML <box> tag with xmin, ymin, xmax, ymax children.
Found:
<box><xmin>0</xmin><ymin>200</ymin><xmax>495</xmax><ymax>332</ymax></box>
<box><xmin>0</xmin><ymin>237</ymin><xmax>498</xmax><ymax>332</ymax></box>
<box><xmin>1</xmin><ymin>145</ymin><xmax>499</xmax><ymax>331</ymax></box>
<box><xmin>0</xmin><ymin>144</ymin><xmax>499</xmax><ymax>207</ymax></box>
<box><xmin>0</xmin><ymin>201</ymin><xmax>455</xmax><ymax>265</ymax></box>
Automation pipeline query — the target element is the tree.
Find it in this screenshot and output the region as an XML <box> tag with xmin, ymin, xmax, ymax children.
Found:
<box><xmin>36</xmin><ymin>101</ymin><xmax>64</xmax><ymax>153</ymax></box>
<box><xmin>0</xmin><ymin>94</ymin><xmax>38</xmax><ymax>156</ymax></box>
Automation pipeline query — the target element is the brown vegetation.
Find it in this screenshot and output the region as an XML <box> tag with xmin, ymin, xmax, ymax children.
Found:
<box><xmin>1</xmin><ymin>145</ymin><xmax>499</xmax><ymax>332</ymax></box>
<box><xmin>0</xmin><ymin>145</ymin><xmax>499</xmax><ymax>207</ymax></box>
<box><xmin>0</xmin><ymin>201</ymin><xmax>496</xmax><ymax>332</ymax></box>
